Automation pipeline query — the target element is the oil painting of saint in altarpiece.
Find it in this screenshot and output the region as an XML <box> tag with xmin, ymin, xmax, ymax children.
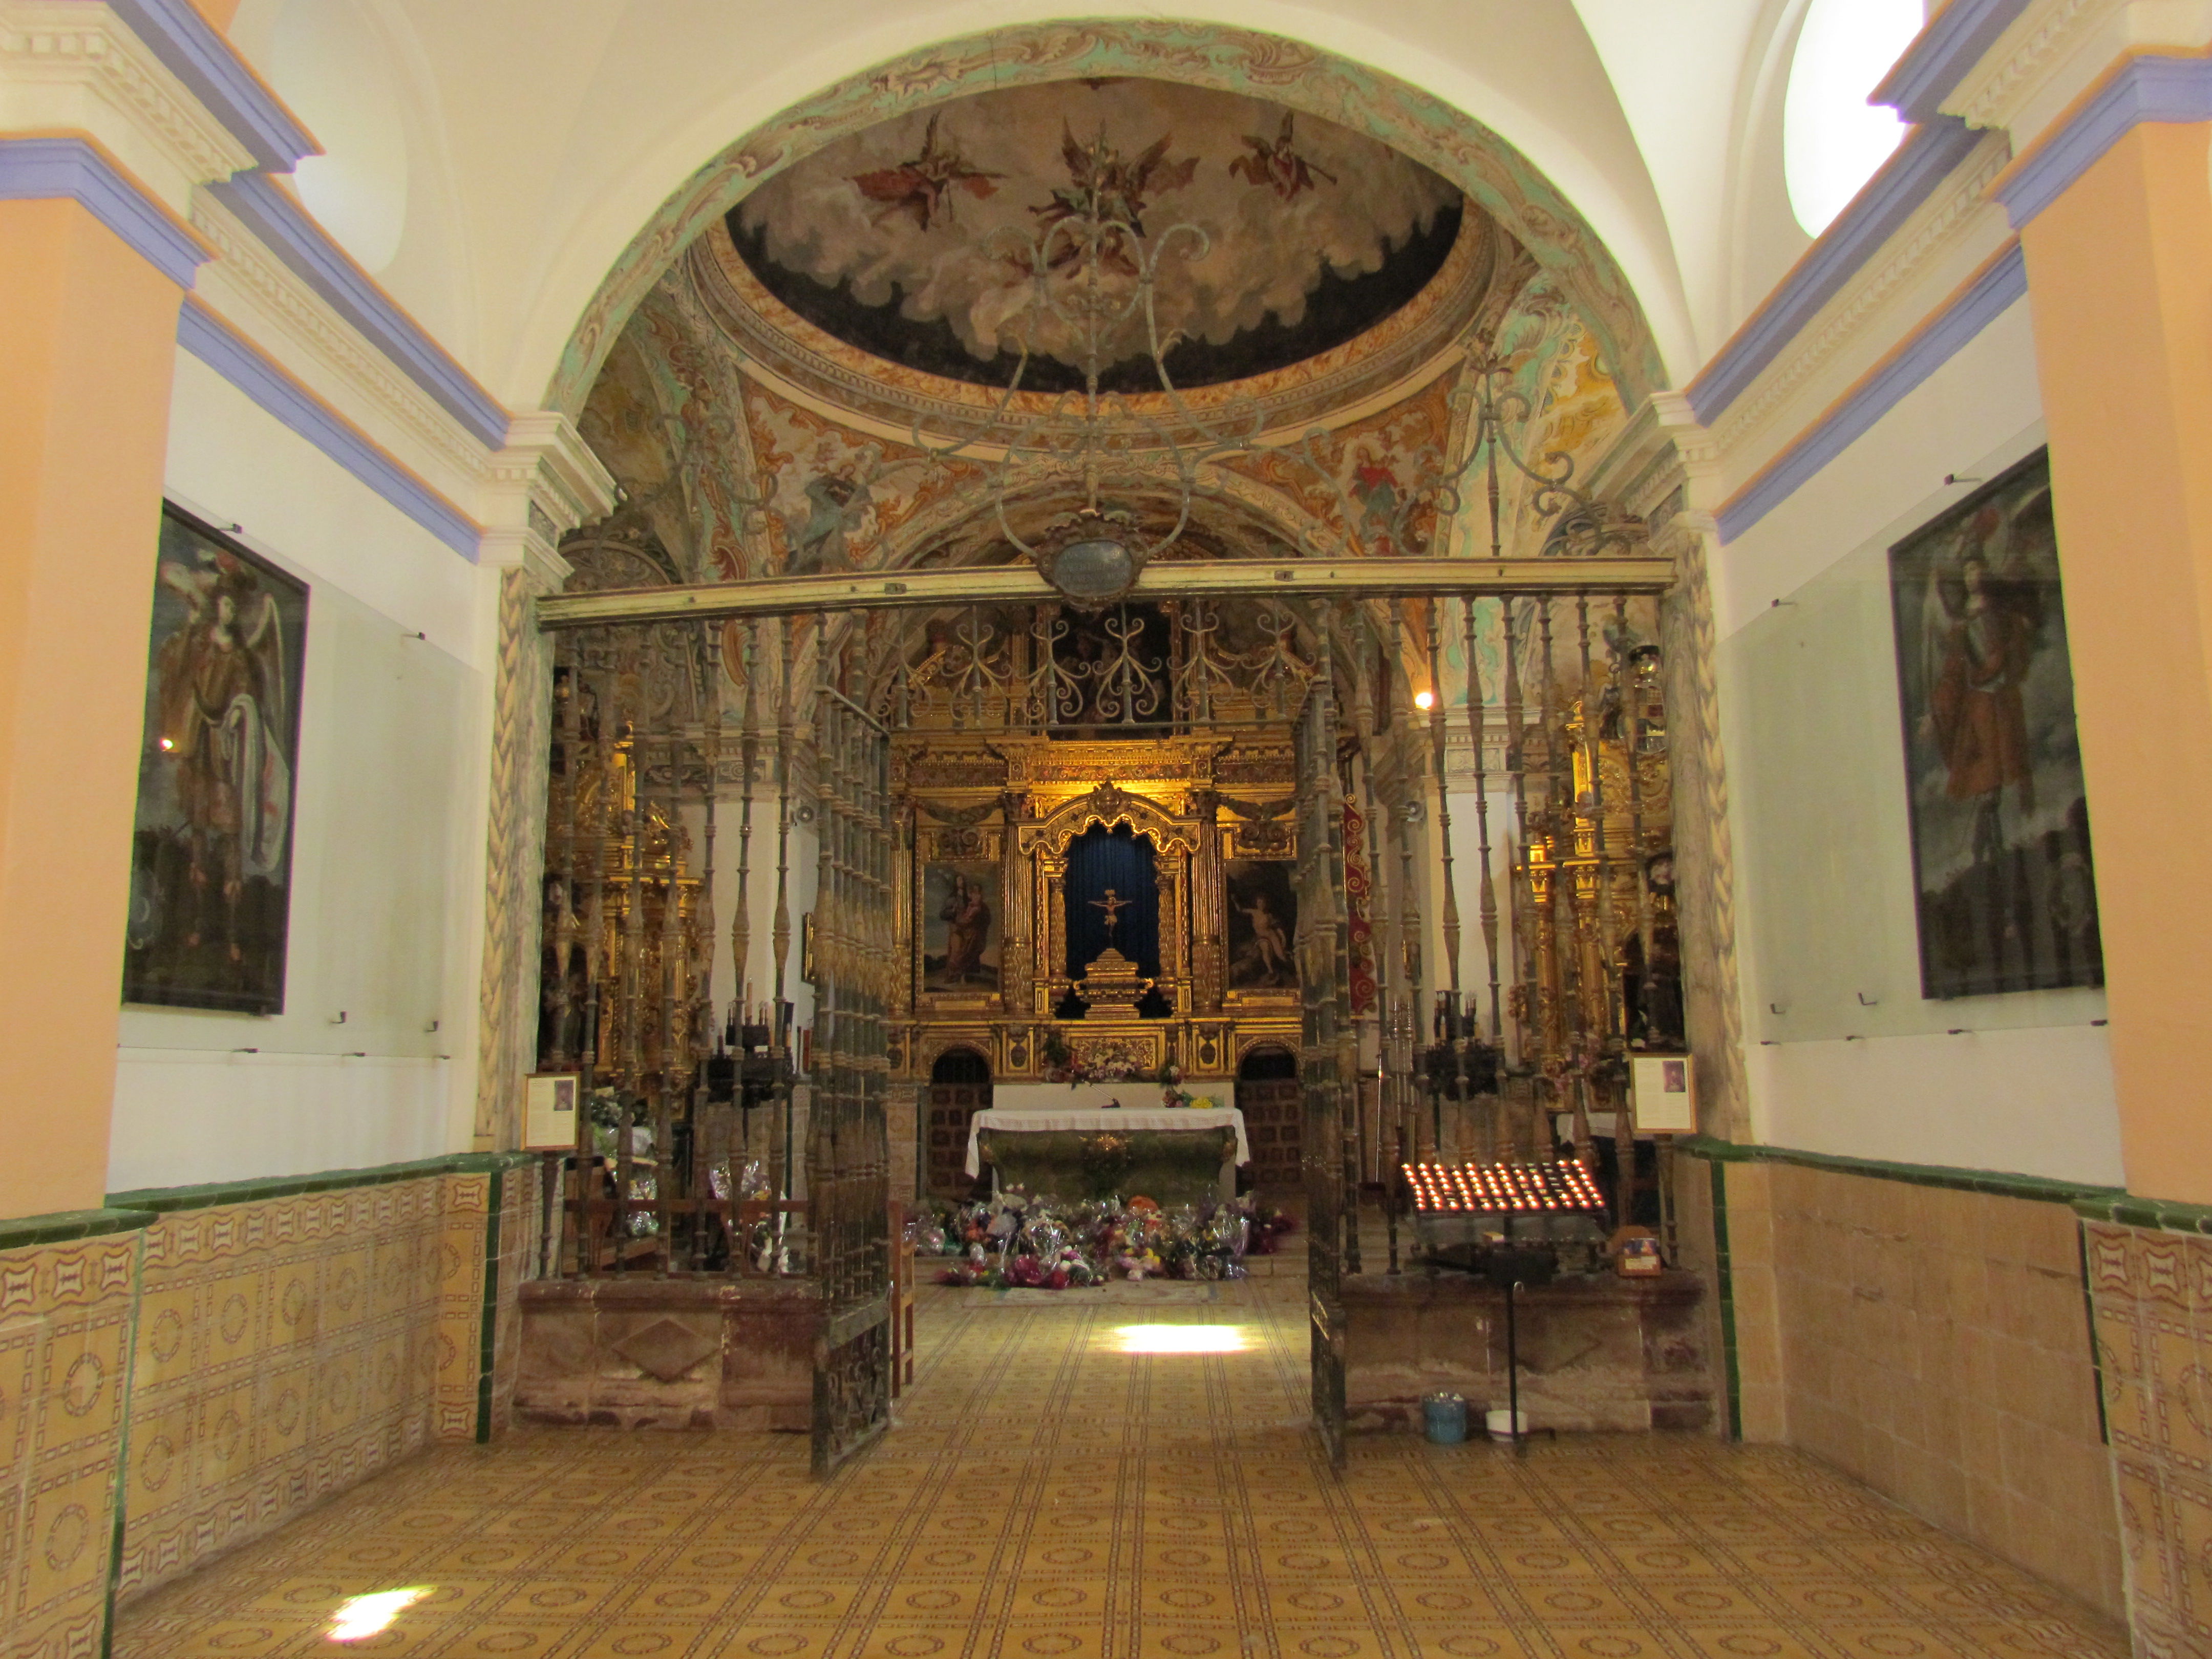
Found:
<box><xmin>922</xmin><ymin>862</ymin><xmax>1001</xmax><ymax>994</ymax></box>
<box><xmin>123</xmin><ymin>506</ymin><xmax>308</xmax><ymax>1014</ymax></box>
<box><xmin>1889</xmin><ymin>450</ymin><xmax>2102</xmax><ymax>998</ymax></box>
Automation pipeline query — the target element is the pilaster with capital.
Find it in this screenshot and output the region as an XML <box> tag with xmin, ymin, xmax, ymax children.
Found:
<box><xmin>1595</xmin><ymin>394</ymin><xmax>1750</xmax><ymax>1143</ymax></box>
<box><xmin>472</xmin><ymin>413</ymin><xmax>617</xmax><ymax>1151</ymax></box>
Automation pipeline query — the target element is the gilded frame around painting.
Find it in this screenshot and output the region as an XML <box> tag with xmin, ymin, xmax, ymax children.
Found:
<box><xmin>123</xmin><ymin>505</ymin><xmax>309</xmax><ymax>1014</ymax></box>
<box><xmin>1887</xmin><ymin>449</ymin><xmax>2102</xmax><ymax>999</ymax></box>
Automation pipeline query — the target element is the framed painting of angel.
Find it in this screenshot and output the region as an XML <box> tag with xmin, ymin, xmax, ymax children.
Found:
<box><xmin>123</xmin><ymin>505</ymin><xmax>309</xmax><ymax>1013</ymax></box>
<box><xmin>1888</xmin><ymin>450</ymin><xmax>2102</xmax><ymax>999</ymax></box>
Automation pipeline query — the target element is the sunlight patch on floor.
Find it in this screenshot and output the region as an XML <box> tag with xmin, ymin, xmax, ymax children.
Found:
<box><xmin>327</xmin><ymin>1587</ymin><xmax>428</xmax><ymax>1642</ymax></box>
<box><xmin>1112</xmin><ymin>1322</ymin><xmax>1248</xmax><ymax>1353</ymax></box>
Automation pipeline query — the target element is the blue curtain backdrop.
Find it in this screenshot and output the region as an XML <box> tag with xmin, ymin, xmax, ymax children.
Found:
<box><xmin>1064</xmin><ymin>825</ymin><xmax>1161</xmax><ymax>977</ymax></box>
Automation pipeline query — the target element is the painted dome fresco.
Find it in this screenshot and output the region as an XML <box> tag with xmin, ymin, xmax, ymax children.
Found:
<box><xmin>720</xmin><ymin>80</ymin><xmax>1490</xmax><ymax>396</ymax></box>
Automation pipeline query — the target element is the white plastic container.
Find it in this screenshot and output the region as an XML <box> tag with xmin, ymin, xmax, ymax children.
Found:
<box><xmin>1485</xmin><ymin>1408</ymin><xmax>1529</xmax><ymax>1440</ymax></box>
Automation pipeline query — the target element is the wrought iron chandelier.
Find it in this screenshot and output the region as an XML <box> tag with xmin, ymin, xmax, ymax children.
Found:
<box><xmin>907</xmin><ymin>127</ymin><xmax>1645</xmax><ymax>604</ymax></box>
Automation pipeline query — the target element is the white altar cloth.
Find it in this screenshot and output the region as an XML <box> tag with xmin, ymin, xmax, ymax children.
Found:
<box><xmin>989</xmin><ymin>1081</ymin><xmax>1222</xmax><ymax>1114</ymax></box>
<box><xmin>965</xmin><ymin>1105</ymin><xmax>1250</xmax><ymax>1177</ymax></box>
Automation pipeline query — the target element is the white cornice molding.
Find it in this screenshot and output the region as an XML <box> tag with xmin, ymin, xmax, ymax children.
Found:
<box><xmin>1710</xmin><ymin>132</ymin><xmax>2012</xmax><ymax>475</ymax></box>
<box><xmin>0</xmin><ymin>1</ymin><xmax>251</xmax><ymax>208</ymax></box>
<box><xmin>1588</xmin><ymin>393</ymin><xmax>1719</xmax><ymax>527</ymax></box>
<box><xmin>190</xmin><ymin>190</ymin><xmax>488</xmax><ymax>506</ymax></box>
<box><xmin>1956</xmin><ymin>0</ymin><xmax>2124</xmax><ymax>131</ymax></box>
<box><xmin>1953</xmin><ymin>0</ymin><xmax>2212</xmax><ymax>137</ymax></box>
<box><xmin>480</xmin><ymin>412</ymin><xmax>616</xmax><ymax>584</ymax></box>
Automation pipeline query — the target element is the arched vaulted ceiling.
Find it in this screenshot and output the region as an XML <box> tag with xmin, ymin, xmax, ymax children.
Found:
<box><xmin>570</xmin><ymin>58</ymin><xmax>1639</xmax><ymax>590</ymax></box>
<box><xmin>230</xmin><ymin>1</ymin><xmax>1789</xmax><ymax>410</ymax></box>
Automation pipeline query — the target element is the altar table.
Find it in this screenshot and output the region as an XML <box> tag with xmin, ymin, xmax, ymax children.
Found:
<box><xmin>987</xmin><ymin>1081</ymin><xmax>1228</xmax><ymax>1114</ymax></box>
<box><xmin>966</xmin><ymin>1105</ymin><xmax>1250</xmax><ymax>1203</ymax></box>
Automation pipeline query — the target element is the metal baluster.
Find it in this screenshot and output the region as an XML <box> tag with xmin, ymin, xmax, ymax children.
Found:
<box><xmin>694</xmin><ymin>630</ymin><xmax>722</xmax><ymax>1272</ymax></box>
<box><xmin>1575</xmin><ymin>595</ymin><xmax>1630</xmax><ymax>1228</ymax></box>
<box><xmin>772</xmin><ymin>618</ymin><xmax>797</xmax><ymax>1261</ymax></box>
<box><xmin>1538</xmin><ymin>597</ymin><xmax>1592</xmax><ymax>1159</ymax></box>
<box><xmin>1388</xmin><ymin>605</ymin><xmax>1426</xmax><ymax>1197</ymax></box>
<box><xmin>615</xmin><ymin>635</ymin><xmax>645</xmax><ymax>1273</ymax></box>
<box><xmin>1422</xmin><ymin>601</ymin><xmax>1459</xmax><ymax>1158</ymax></box>
<box><xmin>575</xmin><ymin>653</ymin><xmax>610</xmax><ymax>1275</ymax></box>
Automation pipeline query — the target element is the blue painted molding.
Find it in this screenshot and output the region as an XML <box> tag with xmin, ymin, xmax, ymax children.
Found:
<box><xmin>1686</xmin><ymin>118</ymin><xmax>1985</xmax><ymax>426</ymax></box>
<box><xmin>177</xmin><ymin>296</ymin><xmax>481</xmax><ymax>560</ymax></box>
<box><xmin>1715</xmin><ymin>242</ymin><xmax>2028</xmax><ymax>543</ymax></box>
<box><xmin>1872</xmin><ymin>0</ymin><xmax>2032</xmax><ymax>122</ymax></box>
<box><xmin>0</xmin><ymin>136</ymin><xmax>205</xmax><ymax>286</ymax></box>
<box><xmin>1995</xmin><ymin>52</ymin><xmax>2212</xmax><ymax>227</ymax></box>
<box><xmin>208</xmin><ymin>173</ymin><xmax>509</xmax><ymax>449</ymax></box>
<box><xmin>105</xmin><ymin>0</ymin><xmax>315</xmax><ymax>173</ymax></box>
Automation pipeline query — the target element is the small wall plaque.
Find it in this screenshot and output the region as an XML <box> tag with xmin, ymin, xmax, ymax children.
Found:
<box><xmin>1629</xmin><ymin>1054</ymin><xmax>1697</xmax><ymax>1135</ymax></box>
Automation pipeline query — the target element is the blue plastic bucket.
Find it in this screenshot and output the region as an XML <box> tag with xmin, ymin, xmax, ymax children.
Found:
<box><xmin>1422</xmin><ymin>1391</ymin><xmax>1469</xmax><ymax>1444</ymax></box>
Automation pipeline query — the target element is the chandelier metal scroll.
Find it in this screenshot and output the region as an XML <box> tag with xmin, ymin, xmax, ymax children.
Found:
<box><xmin>899</xmin><ymin>127</ymin><xmax>1649</xmax><ymax>596</ymax></box>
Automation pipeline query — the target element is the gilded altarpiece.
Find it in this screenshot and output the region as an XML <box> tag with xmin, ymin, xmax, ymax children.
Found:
<box><xmin>894</xmin><ymin>734</ymin><xmax>1303</xmax><ymax>1088</ymax></box>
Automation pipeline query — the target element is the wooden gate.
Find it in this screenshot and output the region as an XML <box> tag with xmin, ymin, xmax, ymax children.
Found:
<box><xmin>1294</xmin><ymin>678</ymin><xmax>1356</xmax><ymax>1471</ymax></box>
<box><xmin>809</xmin><ymin>684</ymin><xmax>895</xmax><ymax>1477</ymax></box>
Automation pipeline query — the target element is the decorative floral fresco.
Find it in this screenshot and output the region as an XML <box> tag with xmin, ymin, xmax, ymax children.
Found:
<box><xmin>739</xmin><ymin>381</ymin><xmax>985</xmax><ymax>576</ymax></box>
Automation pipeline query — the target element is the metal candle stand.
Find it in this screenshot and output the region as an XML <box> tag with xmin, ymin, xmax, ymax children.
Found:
<box><xmin>1401</xmin><ymin>1159</ymin><xmax>1609</xmax><ymax>1447</ymax></box>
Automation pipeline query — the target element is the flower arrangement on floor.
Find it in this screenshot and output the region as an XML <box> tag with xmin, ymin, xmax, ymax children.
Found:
<box><xmin>912</xmin><ymin>1189</ymin><xmax>1298</xmax><ymax>1289</ymax></box>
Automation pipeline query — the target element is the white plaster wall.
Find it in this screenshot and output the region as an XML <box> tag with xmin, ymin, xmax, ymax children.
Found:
<box><xmin>1714</xmin><ymin>298</ymin><xmax>2124</xmax><ymax>1185</ymax></box>
<box><xmin>111</xmin><ymin>353</ymin><xmax>489</xmax><ymax>1192</ymax></box>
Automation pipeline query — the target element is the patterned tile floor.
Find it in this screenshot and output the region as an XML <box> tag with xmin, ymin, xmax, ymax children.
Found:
<box><xmin>116</xmin><ymin>1280</ymin><xmax>2127</xmax><ymax>1659</ymax></box>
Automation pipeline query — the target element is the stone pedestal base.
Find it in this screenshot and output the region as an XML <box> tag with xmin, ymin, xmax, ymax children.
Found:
<box><xmin>516</xmin><ymin>1277</ymin><xmax>820</xmax><ymax>1430</ymax></box>
<box><xmin>1342</xmin><ymin>1269</ymin><xmax>1711</xmax><ymax>1434</ymax></box>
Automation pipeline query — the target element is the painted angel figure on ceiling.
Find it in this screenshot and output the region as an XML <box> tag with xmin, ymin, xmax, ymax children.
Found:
<box><xmin>1229</xmin><ymin>114</ymin><xmax>1338</xmax><ymax>200</ymax></box>
<box><xmin>1033</xmin><ymin>123</ymin><xmax>1199</xmax><ymax>274</ymax></box>
<box><xmin>849</xmin><ymin>113</ymin><xmax>1002</xmax><ymax>232</ymax></box>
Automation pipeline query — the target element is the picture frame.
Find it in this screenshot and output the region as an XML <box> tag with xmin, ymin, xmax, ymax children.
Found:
<box><xmin>1628</xmin><ymin>1054</ymin><xmax>1696</xmax><ymax>1135</ymax></box>
<box><xmin>124</xmin><ymin>503</ymin><xmax>310</xmax><ymax>1014</ymax></box>
<box><xmin>1887</xmin><ymin>449</ymin><xmax>2102</xmax><ymax>998</ymax></box>
<box><xmin>523</xmin><ymin>1072</ymin><xmax>581</xmax><ymax>1151</ymax></box>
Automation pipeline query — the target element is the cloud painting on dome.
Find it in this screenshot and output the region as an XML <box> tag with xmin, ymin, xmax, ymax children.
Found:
<box><xmin>729</xmin><ymin>80</ymin><xmax>1463</xmax><ymax>393</ymax></box>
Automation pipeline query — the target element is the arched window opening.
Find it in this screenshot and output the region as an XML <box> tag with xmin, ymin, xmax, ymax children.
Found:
<box><xmin>1782</xmin><ymin>0</ymin><xmax>1921</xmax><ymax>236</ymax></box>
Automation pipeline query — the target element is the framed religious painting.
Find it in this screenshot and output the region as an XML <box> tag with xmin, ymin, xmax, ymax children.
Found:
<box><xmin>921</xmin><ymin>862</ymin><xmax>1002</xmax><ymax>996</ymax></box>
<box><xmin>1888</xmin><ymin>449</ymin><xmax>2102</xmax><ymax>998</ymax></box>
<box><xmin>123</xmin><ymin>505</ymin><xmax>309</xmax><ymax>1014</ymax></box>
<box><xmin>1224</xmin><ymin>859</ymin><xmax>1298</xmax><ymax>993</ymax></box>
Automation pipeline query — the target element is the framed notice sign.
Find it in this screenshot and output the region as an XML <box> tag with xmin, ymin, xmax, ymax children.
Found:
<box><xmin>524</xmin><ymin>1073</ymin><xmax>580</xmax><ymax>1152</ymax></box>
<box><xmin>1629</xmin><ymin>1055</ymin><xmax>1697</xmax><ymax>1135</ymax></box>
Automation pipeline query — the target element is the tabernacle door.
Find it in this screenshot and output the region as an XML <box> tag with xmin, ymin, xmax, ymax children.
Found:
<box><xmin>1295</xmin><ymin>679</ymin><xmax>1354</xmax><ymax>1472</ymax></box>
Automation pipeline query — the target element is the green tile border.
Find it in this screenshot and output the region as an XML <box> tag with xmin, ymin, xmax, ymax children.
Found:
<box><xmin>1675</xmin><ymin>1133</ymin><xmax>2212</xmax><ymax>1237</ymax></box>
<box><xmin>1708</xmin><ymin>1159</ymin><xmax>1742</xmax><ymax>1441</ymax></box>
<box><xmin>1671</xmin><ymin>1134</ymin><xmax>2123</xmax><ymax>1207</ymax></box>
<box><xmin>0</xmin><ymin>1208</ymin><xmax>155</xmax><ymax>1253</ymax></box>
<box><xmin>104</xmin><ymin>1151</ymin><xmax>527</xmax><ymax>1215</ymax></box>
<box><xmin>475</xmin><ymin>1159</ymin><xmax>523</xmax><ymax>1444</ymax></box>
<box><xmin>100</xmin><ymin>1226</ymin><xmax>148</xmax><ymax>1659</ymax></box>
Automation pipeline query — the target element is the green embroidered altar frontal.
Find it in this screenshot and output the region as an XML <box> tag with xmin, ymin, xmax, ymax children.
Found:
<box><xmin>977</xmin><ymin>1128</ymin><xmax>1237</xmax><ymax>1203</ymax></box>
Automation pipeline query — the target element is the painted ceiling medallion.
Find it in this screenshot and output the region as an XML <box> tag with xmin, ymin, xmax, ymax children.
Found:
<box><xmin>728</xmin><ymin>80</ymin><xmax>1464</xmax><ymax>394</ymax></box>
